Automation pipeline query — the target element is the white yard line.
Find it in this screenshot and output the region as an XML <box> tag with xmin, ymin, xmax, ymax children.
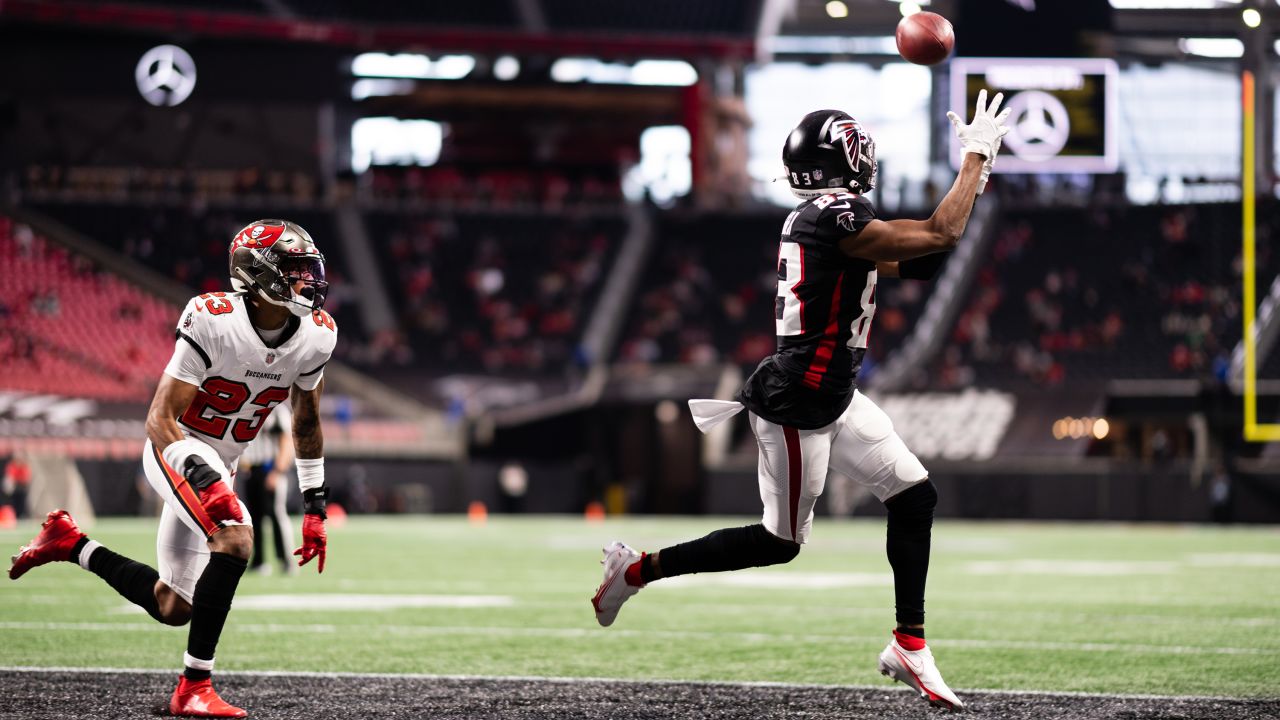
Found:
<box><xmin>0</xmin><ymin>664</ymin><xmax>1255</xmax><ymax>702</ymax></box>
<box><xmin>0</xmin><ymin>621</ymin><xmax>1275</xmax><ymax>656</ymax></box>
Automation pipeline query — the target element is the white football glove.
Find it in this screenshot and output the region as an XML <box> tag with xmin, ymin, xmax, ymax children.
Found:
<box><xmin>976</xmin><ymin>135</ymin><xmax>1002</xmax><ymax>196</ymax></box>
<box><xmin>947</xmin><ymin>89</ymin><xmax>1011</xmax><ymax>162</ymax></box>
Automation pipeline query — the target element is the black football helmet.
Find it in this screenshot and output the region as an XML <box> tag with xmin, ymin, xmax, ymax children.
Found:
<box><xmin>782</xmin><ymin>110</ymin><xmax>878</xmax><ymax>200</ymax></box>
<box><xmin>228</xmin><ymin>219</ymin><xmax>328</xmax><ymax>317</ymax></box>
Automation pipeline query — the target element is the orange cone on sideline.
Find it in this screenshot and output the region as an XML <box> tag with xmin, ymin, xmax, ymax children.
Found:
<box><xmin>468</xmin><ymin>501</ymin><xmax>488</xmax><ymax>525</ymax></box>
<box><xmin>584</xmin><ymin>501</ymin><xmax>605</xmax><ymax>523</ymax></box>
<box><xmin>326</xmin><ymin>503</ymin><xmax>347</xmax><ymax>529</ymax></box>
<box><xmin>0</xmin><ymin>505</ymin><xmax>14</xmax><ymax>529</ymax></box>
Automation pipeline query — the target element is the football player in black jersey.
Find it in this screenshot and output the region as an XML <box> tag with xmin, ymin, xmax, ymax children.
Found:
<box><xmin>593</xmin><ymin>90</ymin><xmax>1012</xmax><ymax>712</ymax></box>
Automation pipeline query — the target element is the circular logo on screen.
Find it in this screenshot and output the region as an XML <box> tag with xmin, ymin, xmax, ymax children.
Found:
<box><xmin>1003</xmin><ymin>90</ymin><xmax>1070</xmax><ymax>162</ymax></box>
<box><xmin>135</xmin><ymin>45</ymin><xmax>197</xmax><ymax>107</ymax></box>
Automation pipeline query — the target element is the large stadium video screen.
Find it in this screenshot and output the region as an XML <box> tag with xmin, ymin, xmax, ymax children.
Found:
<box><xmin>949</xmin><ymin>57</ymin><xmax>1118</xmax><ymax>173</ymax></box>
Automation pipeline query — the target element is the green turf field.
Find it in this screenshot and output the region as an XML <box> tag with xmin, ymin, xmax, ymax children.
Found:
<box><xmin>2</xmin><ymin>515</ymin><xmax>1277</xmax><ymax>698</ymax></box>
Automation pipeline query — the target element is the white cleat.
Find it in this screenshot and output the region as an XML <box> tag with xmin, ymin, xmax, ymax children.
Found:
<box><xmin>591</xmin><ymin>540</ymin><xmax>642</xmax><ymax>627</ymax></box>
<box><xmin>878</xmin><ymin>636</ymin><xmax>965</xmax><ymax>712</ymax></box>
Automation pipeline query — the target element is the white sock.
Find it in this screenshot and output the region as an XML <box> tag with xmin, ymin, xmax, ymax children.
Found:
<box><xmin>183</xmin><ymin>652</ymin><xmax>215</xmax><ymax>673</ymax></box>
<box><xmin>76</xmin><ymin>540</ymin><xmax>102</xmax><ymax>571</ymax></box>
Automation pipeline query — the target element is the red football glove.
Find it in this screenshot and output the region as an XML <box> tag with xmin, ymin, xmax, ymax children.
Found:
<box><xmin>294</xmin><ymin>514</ymin><xmax>327</xmax><ymax>573</ymax></box>
<box><xmin>182</xmin><ymin>456</ymin><xmax>243</xmax><ymax>525</ymax></box>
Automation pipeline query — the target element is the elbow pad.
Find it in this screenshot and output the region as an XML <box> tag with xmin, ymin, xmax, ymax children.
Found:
<box><xmin>898</xmin><ymin>252</ymin><xmax>950</xmax><ymax>280</ymax></box>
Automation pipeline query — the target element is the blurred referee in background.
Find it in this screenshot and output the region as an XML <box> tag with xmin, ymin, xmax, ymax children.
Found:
<box><xmin>239</xmin><ymin>404</ymin><xmax>296</xmax><ymax>576</ymax></box>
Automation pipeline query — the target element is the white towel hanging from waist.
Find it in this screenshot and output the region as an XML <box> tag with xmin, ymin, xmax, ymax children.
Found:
<box><xmin>687</xmin><ymin>399</ymin><xmax>745</xmax><ymax>434</ymax></box>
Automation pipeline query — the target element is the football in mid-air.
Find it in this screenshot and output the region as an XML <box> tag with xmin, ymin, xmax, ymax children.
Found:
<box><xmin>895</xmin><ymin>11</ymin><xmax>955</xmax><ymax>65</ymax></box>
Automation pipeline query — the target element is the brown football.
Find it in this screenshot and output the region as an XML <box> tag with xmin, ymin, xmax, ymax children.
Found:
<box><xmin>895</xmin><ymin>11</ymin><xmax>955</xmax><ymax>66</ymax></box>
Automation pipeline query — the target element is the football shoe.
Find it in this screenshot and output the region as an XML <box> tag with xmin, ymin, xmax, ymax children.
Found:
<box><xmin>877</xmin><ymin>635</ymin><xmax>965</xmax><ymax>712</ymax></box>
<box><xmin>9</xmin><ymin>509</ymin><xmax>86</xmax><ymax>580</ymax></box>
<box><xmin>169</xmin><ymin>677</ymin><xmax>247</xmax><ymax>718</ymax></box>
<box><xmin>591</xmin><ymin>540</ymin><xmax>642</xmax><ymax>627</ymax></box>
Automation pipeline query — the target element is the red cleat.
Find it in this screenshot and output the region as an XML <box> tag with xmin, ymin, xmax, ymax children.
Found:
<box><xmin>8</xmin><ymin>509</ymin><xmax>85</xmax><ymax>580</ymax></box>
<box><xmin>169</xmin><ymin>677</ymin><xmax>247</xmax><ymax>718</ymax></box>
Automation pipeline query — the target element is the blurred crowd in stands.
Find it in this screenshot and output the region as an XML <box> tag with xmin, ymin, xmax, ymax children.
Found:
<box><xmin>616</xmin><ymin>201</ymin><xmax>1276</xmax><ymax>392</ymax></box>
<box><xmin>12</xmin><ymin>197</ymin><xmax>624</xmax><ymax>378</ymax></box>
<box><xmin>617</xmin><ymin>214</ymin><xmax>774</xmax><ymax>368</ymax></box>
<box><xmin>372</xmin><ymin>210</ymin><xmax>620</xmax><ymax>374</ymax></box>
<box><xmin>924</xmin><ymin>202</ymin><xmax>1271</xmax><ymax>390</ymax></box>
<box><xmin>615</xmin><ymin>211</ymin><xmax>934</xmax><ymax>379</ymax></box>
<box><xmin>14</xmin><ymin>164</ymin><xmax>625</xmax><ymax>215</ymax></box>
<box><xmin>0</xmin><ymin>216</ymin><xmax>175</xmax><ymax>402</ymax></box>
<box><xmin>362</xmin><ymin>167</ymin><xmax>623</xmax><ymax>212</ymax></box>
<box><xmin>7</xmin><ymin>185</ymin><xmax>1277</xmax><ymax>402</ymax></box>
<box><xmin>19</xmin><ymin>165</ymin><xmax>320</xmax><ymax>205</ymax></box>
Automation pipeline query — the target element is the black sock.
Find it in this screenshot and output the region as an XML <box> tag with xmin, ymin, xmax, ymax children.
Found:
<box><xmin>885</xmin><ymin>481</ymin><xmax>937</xmax><ymax>627</ymax></box>
<box><xmin>81</xmin><ymin>541</ymin><xmax>164</xmax><ymax>624</ymax></box>
<box><xmin>185</xmin><ymin>552</ymin><xmax>247</xmax><ymax>680</ymax></box>
<box><xmin>658</xmin><ymin>524</ymin><xmax>800</xmax><ymax>579</ymax></box>
<box><xmin>70</xmin><ymin>536</ymin><xmax>90</xmax><ymax>564</ymax></box>
<box><xmin>639</xmin><ymin>555</ymin><xmax>659</xmax><ymax>584</ymax></box>
<box><xmin>896</xmin><ymin>625</ymin><xmax>926</xmax><ymax>639</ymax></box>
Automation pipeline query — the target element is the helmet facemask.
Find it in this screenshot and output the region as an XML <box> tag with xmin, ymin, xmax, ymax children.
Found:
<box><xmin>229</xmin><ymin>220</ymin><xmax>328</xmax><ymax>317</ymax></box>
<box><xmin>253</xmin><ymin>252</ymin><xmax>328</xmax><ymax>317</ymax></box>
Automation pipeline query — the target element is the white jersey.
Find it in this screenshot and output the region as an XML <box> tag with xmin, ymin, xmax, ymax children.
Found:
<box><xmin>239</xmin><ymin>402</ymin><xmax>292</xmax><ymax>468</ymax></box>
<box><xmin>163</xmin><ymin>291</ymin><xmax>337</xmax><ymax>470</ymax></box>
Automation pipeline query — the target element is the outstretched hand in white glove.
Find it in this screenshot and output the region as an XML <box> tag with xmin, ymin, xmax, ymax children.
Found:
<box><xmin>947</xmin><ymin>89</ymin><xmax>1011</xmax><ymax>161</ymax></box>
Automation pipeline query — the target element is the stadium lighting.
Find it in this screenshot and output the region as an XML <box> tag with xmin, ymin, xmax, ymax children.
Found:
<box><xmin>655</xmin><ymin>400</ymin><xmax>680</xmax><ymax>424</ymax></box>
<box><xmin>1178</xmin><ymin>37</ymin><xmax>1244</xmax><ymax>57</ymax></box>
<box><xmin>762</xmin><ymin>35</ymin><xmax>900</xmax><ymax>55</ymax></box>
<box><xmin>1053</xmin><ymin>416</ymin><xmax>1110</xmax><ymax>441</ymax></box>
<box><xmin>350</xmin><ymin>117</ymin><xmax>443</xmax><ymax>173</ymax></box>
<box><xmin>493</xmin><ymin>55</ymin><xmax>520</xmax><ymax>81</ymax></box>
<box><xmin>1093</xmin><ymin>418</ymin><xmax>1110</xmax><ymax>440</ymax></box>
<box><xmin>353</xmin><ymin>53</ymin><xmax>430</xmax><ymax>78</ymax></box>
<box><xmin>351</xmin><ymin>53</ymin><xmax>476</xmax><ymax>80</ymax></box>
<box><xmin>631</xmin><ymin>60</ymin><xmax>699</xmax><ymax>86</ymax></box>
<box><xmin>621</xmin><ymin>125</ymin><xmax>691</xmax><ymax>205</ymax></box>
<box><xmin>826</xmin><ymin>1</ymin><xmax>849</xmax><ymax>18</ymax></box>
<box><xmin>550</xmin><ymin>58</ymin><xmax>697</xmax><ymax>86</ymax></box>
<box><xmin>1109</xmin><ymin>0</ymin><xmax>1239</xmax><ymax>8</ymax></box>
<box><xmin>900</xmin><ymin>2</ymin><xmax>923</xmax><ymax>16</ymax></box>
<box><xmin>350</xmin><ymin>78</ymin><xmax>415</xmax><ymax>100</ymax></box>
<box><xmin>1242</xmin><ymin>7</ymin><xmax>1262</xmax><ymax>26</ymax></box>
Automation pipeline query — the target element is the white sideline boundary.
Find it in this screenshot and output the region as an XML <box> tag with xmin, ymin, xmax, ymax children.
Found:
<box><xmin>1</xmin><ymin>621</ymin><xmax>1276</xmax><ymax>657</ymax></box>
<box><xmin>0</xmin><ymin>665</ymin><xmax>1256</xmax><ymax>703</ymax></box>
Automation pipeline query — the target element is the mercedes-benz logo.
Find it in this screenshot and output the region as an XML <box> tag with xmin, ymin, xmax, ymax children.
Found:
<box><xmin>1002</xmin><ymin>90</ymin><xmax>1070</xmax><ymax>162</ymax></box>
<box><xmin>136</xmin><ymin>45</ymin><xmax>197</xmax><ymax>107</ymax></box>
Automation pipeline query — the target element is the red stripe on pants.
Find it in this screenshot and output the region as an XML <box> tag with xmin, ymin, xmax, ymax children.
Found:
<box><xmin>152</xmin><ymin>444</ymin><xmax>220</xmax><ymax>538</ymax></box>
<box><xmin>783</xmin><ymin>427</ymin><xmax>802</xmax><ymax>541</ymax></box>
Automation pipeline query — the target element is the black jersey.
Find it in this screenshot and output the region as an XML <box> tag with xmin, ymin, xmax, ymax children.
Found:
<box><xmin>738</xmin><ymin>191</ymin><xmax>878</xmax><ymax>429</ymax></box>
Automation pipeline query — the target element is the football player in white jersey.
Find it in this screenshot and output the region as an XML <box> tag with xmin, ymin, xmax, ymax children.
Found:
<box><xmin>9</xmin><ymin>219</ymin><xmax>338</xmax><ymax>718</ymax></box>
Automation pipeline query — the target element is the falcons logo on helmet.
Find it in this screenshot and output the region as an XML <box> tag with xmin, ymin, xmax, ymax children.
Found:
<box><xmin>829</xmin><ymin>120</ymin><xmax>865</xmax><ymax>173</ymax></box>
